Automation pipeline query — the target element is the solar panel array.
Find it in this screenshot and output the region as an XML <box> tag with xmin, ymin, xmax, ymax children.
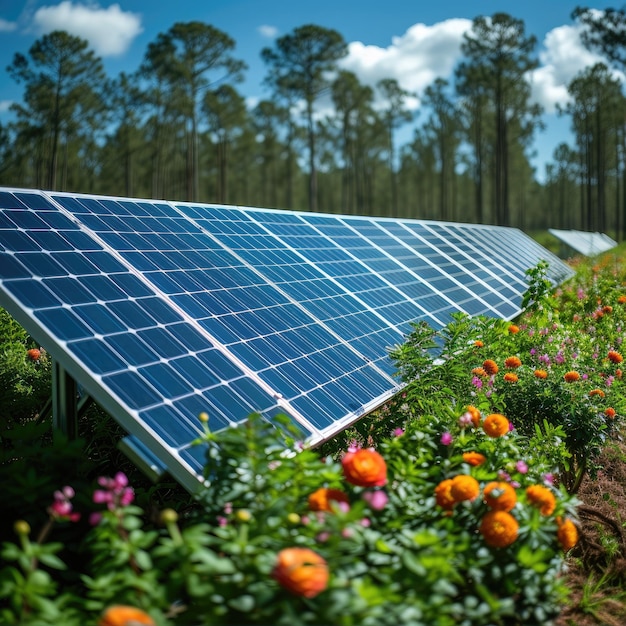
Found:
<box><xmin>548</xmin><ymin>228</ymin><xmax>617</xmax><ymax>257</ymax></box>
<box><xmin>0</xmin><ymin>187</ymin><xmax>574</xmax><ymax>491</ymax></box>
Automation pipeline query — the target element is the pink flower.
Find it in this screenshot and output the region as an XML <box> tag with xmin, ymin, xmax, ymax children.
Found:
<box><xmin>471</xmin><ymin>376</ymin><xmax>483</xmax><ymax>389</ymax></box>
<box><xmin>48</xmin><ymin>486</ymin><xmax>80</xmax><ymax>522</ymax></box>
<box><xmin>393</xmin><ymin>428</ymin><xmax>405</xmax><ymax>437</ymax></box>
<box><xmin>515</xmin><ymin>460</ymin><xmax>528</xmax><ymax>474</ymax></box>
<box><xmin>440</xmin><ymin>432</ymin><xmax>453</xmax><ymax>446</ymax></box>
<box><xmin>362</xmin><ymin>490</ymin><xmax>389</xmax><ymax>511</ymax></box>
<box><xmin>93</xmin><ymin>472</ymin><xmax>134</xmax><ymax>511</ymax></box>
<box><xmin>458</xmin><ymin>412</ymin><xmax>473</xmax><ymax>428</ymax></box>
<box><xmin>543</xmin><ymin>473</ymin><xmax>555</xmax><ymax>485</ymax></box>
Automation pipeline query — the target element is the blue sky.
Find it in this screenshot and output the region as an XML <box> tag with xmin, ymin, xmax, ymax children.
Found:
<box><xmin>0</xmin><ymin>1</ymin><xmax>621</xmax><ymax>181</ymax></box>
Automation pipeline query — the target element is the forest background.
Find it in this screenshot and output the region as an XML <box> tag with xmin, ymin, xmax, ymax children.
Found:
<box><xmin>3</xmin><ymin>8</ymin><xmax>626</xmax><ymax>238</ymax></box>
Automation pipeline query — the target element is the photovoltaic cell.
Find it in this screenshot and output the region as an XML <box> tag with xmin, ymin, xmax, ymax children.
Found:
<box><xmin>0</xmin><ymin>187</ymin><xmax>574</xmax><ymax>491</ymax></box>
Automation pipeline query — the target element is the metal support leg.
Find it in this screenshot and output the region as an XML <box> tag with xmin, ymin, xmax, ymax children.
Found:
<box><xmin>52</xmin><ymin>361</ymin><xmax>78</xmax><ymax>439</ymax></box>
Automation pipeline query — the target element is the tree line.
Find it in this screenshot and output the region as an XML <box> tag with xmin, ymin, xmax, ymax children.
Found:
<box><xmin>2</xmin><ymin>7</ymin><xmax>626</xmax><ymax>238</ymax></box>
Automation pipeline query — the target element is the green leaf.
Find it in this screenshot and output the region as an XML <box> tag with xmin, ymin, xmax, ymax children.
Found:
<box><xmin>227</xmin><ymin>594</ymin><xmax>255</xmax><ymax>612</ymax></box>
<box><xmin>37</xmin><ymin>552</ymin><xmax>67</xmax><ymax>570</ymax></box>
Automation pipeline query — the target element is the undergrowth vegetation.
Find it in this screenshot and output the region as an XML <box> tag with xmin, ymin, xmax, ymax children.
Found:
<box><xmin>1</xmin><ymin>252</ymin><xmax>626</xmax><ymax>625</ymax></box>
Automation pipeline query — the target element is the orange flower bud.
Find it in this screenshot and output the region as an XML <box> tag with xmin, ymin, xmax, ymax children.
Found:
<box><xmin>557</xmin><ymin>518</ymin><xmax>579</xmax><ymax>551</ymax></box>
<box><xmin>308</xmin><ymin>487</ymin><xmax>349</xmax><ymax>512</ymax></box>
<box><xmin>504</xmin><ymin>356</ymin><xmax>522</xmax><ymax>368</ymax></box>
<box><xmin>272</xmin><ymin>547</ymin><xmax>329</xmax><ymax>598</ymax></box>
<box><xmin>27</xmin><ymin>348</ymin><xmax>41</xmax><ymax>361</ymax></box>
<box><xmin>342</xmin><ymin>448</ymin><xmax>387</xmax><ymax>487</ymax></box>
<box><xmin>98</xmin><ymin>606</ymin><xmax>155</xmax><ymax>626</ymax></box>
<box><xmin>503</xmin><ymin>372</ymin><xmax>518</xmax><ymax>383</ymax></box>
<box><xmin>465</xmin><ymin>405</ymin><xmax>482</xmax><ymax>427</ymax></box>
<box><xmin>608</xmin><ymin>350</ymin><xmax>623</xmax><ymax>364</ymax></box>
<box><xmin>483</xmin><ymin>359</ymin><xmax>499</xmax><ymax>375</ymax></box>
<box><xmin>564</xmin><ymin>371</ymin><xmax>580</xmax><ymax>383</ymax></box>
<box><xmin>483</xmin><ymin>414</ymin><xmax>509</xmax><ymax>438</ymax></box>
<box><xmin>526</xmin><ymin>484</ymin><xmax>556</xmax><ymax>515</ymax></box>
<box><xmin>534</xmin><ymin>369</ymin><xmax>548</xmax><ymax>379</ymax></box>
<box><xmin>450</xmin><ymin>475</ymin><xmax>480</xmax><ymax>502</ymax></box>
<box><xmin>479</xmin><ymin>510</ymin><xmax>519</xmax><ymax>548</ymax></box>
<box><xmin>508</xmin><ymin>324</ymin><xmax>520</xmax><ymax>334</ymax></box>
<box><xmin>434</xmin><ymin>478</ymin><xmax>455</xmax><ymax>510</ymax></box>
<box><xmin>483</xmin><ymin>481</ymin><xmax>517</xmax><ymax>512</ymax></box>
<box><xmin>462</xmin><ymin>452</ymin><xmax>486</xmax><ymax>467</ymax></box>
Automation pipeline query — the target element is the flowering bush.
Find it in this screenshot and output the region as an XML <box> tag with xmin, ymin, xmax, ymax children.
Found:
<box><xmin>383</xmin><ymin>261</ymin><xmax>625</xmax><ymax>494</ymax></box>
<box><xmin>0</xmin><ymin>408</ymin><xmax>579</xmax><ymax>626</ymax></box>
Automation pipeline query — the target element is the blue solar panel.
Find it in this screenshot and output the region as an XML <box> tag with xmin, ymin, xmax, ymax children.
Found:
<box><xmin>0</xmin><ymin>187</ymin><xmax>574</xmax><ymax>491</ymax></box>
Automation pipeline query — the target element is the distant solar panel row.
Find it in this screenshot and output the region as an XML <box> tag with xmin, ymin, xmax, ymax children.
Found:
<box><xmin>549</xmin><ymin>228</ymin><xmax>617</xmax><ymax>257</ymax></box>
<box><xmin>0</xmin><ymin>188</ymin><xmax>574</xmax><ymax>491</ymax></box>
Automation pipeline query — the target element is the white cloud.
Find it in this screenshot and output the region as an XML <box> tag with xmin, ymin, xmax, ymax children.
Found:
<box><xmin>0</xmin><ymin>18</ymin><xmax>17</xmax><ymax>32</ymax></box>
<box><xmin>258</xmin><ymin>24</ymin><xmax>278</xmax><ymax>39</ymax></box>
<box><xmin>529</xmin><ymin>23</ymin><xmax>615</xmax><ymax>114</ymax></box>
<box><xmin>340</xmin><ymin>18</ymin><xmax>472</xmax><ymax>107</ymax></box>
<box><xmin>31</xmin><ymin>1</ymin><xmax>143</xmax><ymax>56</ymax></box>
<box><xmin>0</xmin><ymin>100</ymin><xmax>13</xmax><ymax>113</ymax></box>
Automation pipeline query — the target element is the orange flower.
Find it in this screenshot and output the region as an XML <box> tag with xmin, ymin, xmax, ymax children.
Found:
<box><xmin>563</xmin><ymin>371</ymin><xmax>580</xmax><ymax>383</ymax></box>
<box><xmin>618</xmin><ymin>295</ymin><xmax>626</xmax><ymax>304</ymax></box>
<box><xmin>503</xmin><ymin>372</ymin><xmax>518</xmax><ymax>383</ymax></box>
<box><xmin>462</xmin><ymin>452</ymin><xmax>486</xmax><ymax>467</ymax></box>
<box><xmin>472</xmin><ymin>367</ymin><xmax>487</xmax><ymax>378</ymax></box>
<box><xmin>557</xmin><ymin>518</ymin><xmax>579</xmax><ymax>551</ymax></box>
<box><xmin>526</xmin><ymin>484</ymin><xmax>556</xmax><ymax>515</ymax></box>
<box><xmin>589</xmin><ymin>389</ymin><xmax>605</xmax><ymax>398</ymax></box>
<box><xmin>272</xmin><ymin>547</ymin><xmax>329</xmax><ymax>598</ymax></box>
<box><xmin>98</xmin><ymin>606</ymin><xmax>155</xmax><ymax>626</ymax></box>
<box><xmin>483</xmin><ymin>359</ymin><xmax>499</xmax><ymax>375</ymax></box>
<box><xmin>534</xmin><ymin>369</ymin><xmax>548</xmax><ymax>379</ymax></box>
<box><xmin>608</xmin><ymin>350</ymin><xmax>623</xmax><ymax>364</ymax></box>
<box><xmin>508</xmin><ymin>324</ymin><xmax>520</xmax><ymax>334</ymax></box>
<box><xmin>474</xmin><ymin>340</ymin><xmax>484</xmax><ymax>348</ymax></box>
<box><xmin>605</xmin><ymin>407</ymin><xmax>617</xmax><ymax>419</ymax></box>
<box><xmin>434</xmin><ymin>478</ymin><xmax>455</xmax><ymax>510</ymax></box>
<box><xmin>450</xmin><ymin>475</ymin><xmax>480</xmax><ymax>502</ymax></box>
<box><xmin>483</xmin><ymin>413</ymin><xmax>510</xmax><ymax>438</ymax></box>
<box><xmin>342</xmin><ymin>448</ymin><xmax>387</xmax><ymax>487</ymax></box>
<box><xmin>308</xmin><ymin>488</ymin><xmax>349</xmax><ymax>512</ymax></box>
<box><xmin>504</xmin><ymin>356</ymin><xmax>522</xmax><ymax>369</ymax></box>
<box><xmin>466</xmin><ymin>405</ymin><xmax>481</xmax><ymax>427</ymax></box>
<box><xmin>617</xmin><ymin>369</ymin><xmax>623</xmax><ymax>379</ymax></box>
<box><xmin>602</xmin><ymin>305</ymin><xmax>613</xmax><ymax>314</ymax></box>
<box><xmin>479</xmin><ymin>510</ymin><xmax>519</xmax><ymax>548</ymax></box>
<box><xmin>483</xmin><ymin>481</ymin><xmax>517</xmax><ymax>512</ymax></box>
<box><xmin>27</xmin><ymin>348</ymin><xmax>41</xmax><ymax>361</ymax></box>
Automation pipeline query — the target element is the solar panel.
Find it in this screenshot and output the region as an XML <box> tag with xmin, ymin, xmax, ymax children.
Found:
<box><xmin>548</xmin><ymin>229</ymin><xmax>617</xmax><ymax>257</ymax></box>
<box><xmin>0</xmin><ymin>187</ymin><xmax>574</xmax><ymax>491</ymax></box>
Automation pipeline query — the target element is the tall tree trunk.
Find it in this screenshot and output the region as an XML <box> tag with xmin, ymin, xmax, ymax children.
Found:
<box><xmin>307</xmin><ymin>100</ymin><xmax>317</xmax><ymax>212</ymax></box>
